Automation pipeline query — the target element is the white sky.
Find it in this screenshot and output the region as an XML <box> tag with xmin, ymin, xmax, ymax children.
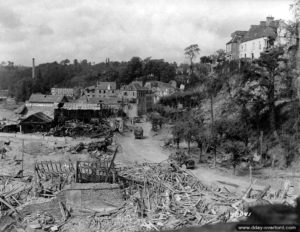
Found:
<box><xmin>0</xmin><ymin>0</ymin><xmax>294</xmax><ymax>66</ymax></box>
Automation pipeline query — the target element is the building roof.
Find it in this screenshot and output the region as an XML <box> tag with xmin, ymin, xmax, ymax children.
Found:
<box><xmin>28</xmin><ymin>94</ymin><xmax>67</xmax><ymax>103</ymax></box>
<box><xmin>20</xmin><ymin>112</ymin><xmax>53</xmax><ymax>124</ymax></box>
<box><xmin>227</xmin><ymin>18</ymin><xmax>280</xmax><ymax>45</ymax></box>
<box><xmin>241</xmin><ymin>26</ymin><xmax>277</xmax><ymax>42</ymax></box>
<box><xmin>96</xmin><ymin>82</ymin><xmax>116</xmax><ymax>90</ymax></box>
<box><xmin>121</xmin><ymin>82</ymin><xmax>148</xmax><ymax>91</ymax></box>
<box><xmin>241</xmin><ymin>20</ymin><xmax>279</xmax><ymax>43</ymax></box>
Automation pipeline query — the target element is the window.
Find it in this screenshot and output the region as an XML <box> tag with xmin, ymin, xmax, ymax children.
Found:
<box><xmin>124</xmin><ymin>91</ymin><xmax>127</xmax><ymax>96</ymax></box>
<box><xmin>259</xmin><ymin>41</ymin><xmax>261</xmax><ymax>50</ymax></box>
<box><xmin>251</xmin><ymin>53</ymin><xmax>254</xmax><ymax>59</ymax></box>
<box><xmin>244</xmin><ymin>54</ymin><xmax>246</xmax><ymax>58</ymax></box>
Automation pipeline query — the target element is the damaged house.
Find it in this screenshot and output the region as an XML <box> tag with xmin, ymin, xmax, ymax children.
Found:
<box><xmin>20</xmin><ymin>112</ymin><xmax>53</xmax><ymax>133</ymax></box>
<box><xmin>120</xmin><ymin>82</ymin><xmax>153</xmax><ymax>117</ymax></box>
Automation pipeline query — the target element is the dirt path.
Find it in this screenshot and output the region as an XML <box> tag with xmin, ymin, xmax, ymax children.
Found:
<box><xmin>115</xmin><ymin>122</ymin><xmax>169</xmax><ymax>165</ymax></box>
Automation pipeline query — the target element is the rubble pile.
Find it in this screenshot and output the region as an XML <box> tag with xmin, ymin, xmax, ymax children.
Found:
<box><xmin>116</xmin><ymin>163</ymin><xmax>298</xmax><ymax>231</ymax></box>
<box><xmin>48</xmin><ymin>120</ymin><xmax>112</xmax><ymax>138</ymax></box>
<box><xmin>0</xmin><ymin>161</ymin><xmax>298</xmax><ymax>232</ymax></box>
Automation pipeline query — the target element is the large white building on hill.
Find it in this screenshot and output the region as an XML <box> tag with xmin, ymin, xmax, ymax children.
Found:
<box><xmin>226</xmin><ymin>17</ymin><xmax>290</xmax><ymax>60</ymax></box>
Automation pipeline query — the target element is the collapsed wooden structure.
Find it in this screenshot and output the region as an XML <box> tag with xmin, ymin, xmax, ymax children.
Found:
<box><xmin>20</xmin><ymin>112</ymin><xmax>53</xmax><ymax>133</ymax></box>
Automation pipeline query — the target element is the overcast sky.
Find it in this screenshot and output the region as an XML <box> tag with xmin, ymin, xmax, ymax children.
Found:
<box><xmin>0</xmin><ymin>0</ymin><xmax>294</xmax><ymax>66</ymax></box>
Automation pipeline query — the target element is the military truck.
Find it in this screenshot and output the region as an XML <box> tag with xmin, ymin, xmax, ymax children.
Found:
<box><xmin>149</xmin><ymin>112</ymin><xmax>163</xmax><ymax>132</ymax></box>
<box><xmin>169</xmin><ymin>150</ymin><xmax>195</xmax><ymax>169</ymax></box>
<box><xmin>134</xmin><ymin>126</ymin><xmax>143</xmax><ymax>139</ymax></box>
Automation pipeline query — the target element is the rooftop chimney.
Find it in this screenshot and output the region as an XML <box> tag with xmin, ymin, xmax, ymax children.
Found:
<box><xmin>32</xmin><ymin>58</ymin><xmax>35</xmax><ymax>79</ymax></box>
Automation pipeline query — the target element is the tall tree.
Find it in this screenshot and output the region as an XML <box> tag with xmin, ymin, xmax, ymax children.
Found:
<box><xmin>184</xmin><ymin>44</ymin><xmax>200</xmax><ymax>74</ymax></box>
<box><xmin>256</xmin><ymin>47</ymin><xmax>284</xmax><ymax>135</ymax></box>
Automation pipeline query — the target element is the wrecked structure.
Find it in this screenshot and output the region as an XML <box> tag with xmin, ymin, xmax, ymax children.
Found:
<box><xmin>20</xmin><ymin>112</ymin><xmax>53</xmax><ymax>133</ymax></box>
<box><xmin>54</xmin><ymin>103</ymin><xmax>116</xmax><ymax>123</ymax></box>
<box><xmin>0</xmin><ymin>152</ymin><xmax>299</xmax><ymax>232</ymax></box>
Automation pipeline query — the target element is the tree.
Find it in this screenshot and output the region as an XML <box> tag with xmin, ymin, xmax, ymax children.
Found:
<box><xmin>172</xmin><ymin>121</ymin><xmax>185</xmax><ymax>148</ymax></box>
<box><xmin>121</xmin><ymin>57</ymin><xmax>143</xmax><ymax>84</ymax></box>
<box><xmin>223</xmin><ymin>141</ymin><xmax>246</xmax><ymax>175</ymax></box>
<box><xmin>214</xmin><ymin>49</ymin><xmax>227</xmax><ymax>63</ymax></box>
<box><xmin>193</xmin><ymin>127</ymin><xmax>210</xmax><ymax>163</ymax></box>
<box><xmin>205</xmin><ymin>73</ymin><xmax>223</xmax><ymax>166</ymax></box>
<box><xmin>256</xmin><ymin>47</ymin><xmax>284</xmax><ymax>135</ymax></box>
<box><xmin>184</xmin><ymin>44</ymin><xmax>200</xmax><ymax>74</ymax></box>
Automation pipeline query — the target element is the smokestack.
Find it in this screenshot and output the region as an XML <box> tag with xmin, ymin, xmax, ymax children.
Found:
<box><xmin>32</xmin><ymin>58</ymin><xmax>35</xmax><ymax>79</ymax></box>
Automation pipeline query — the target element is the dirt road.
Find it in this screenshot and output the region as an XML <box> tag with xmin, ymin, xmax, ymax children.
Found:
<box><xmin>115</xmin><ymin>122</ymin><xmax>274</xmax><ymax>193</ymax></box>
<box><xmin>116</xmin><ymin>122</ymin><xmax>169</xmax><ymax>165</ymax></box>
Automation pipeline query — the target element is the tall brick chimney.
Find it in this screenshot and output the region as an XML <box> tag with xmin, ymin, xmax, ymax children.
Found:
<box><xmin>32</xmin><ymin>58</ymin><xmax>35</xmax><ymax>79</ymax></box>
